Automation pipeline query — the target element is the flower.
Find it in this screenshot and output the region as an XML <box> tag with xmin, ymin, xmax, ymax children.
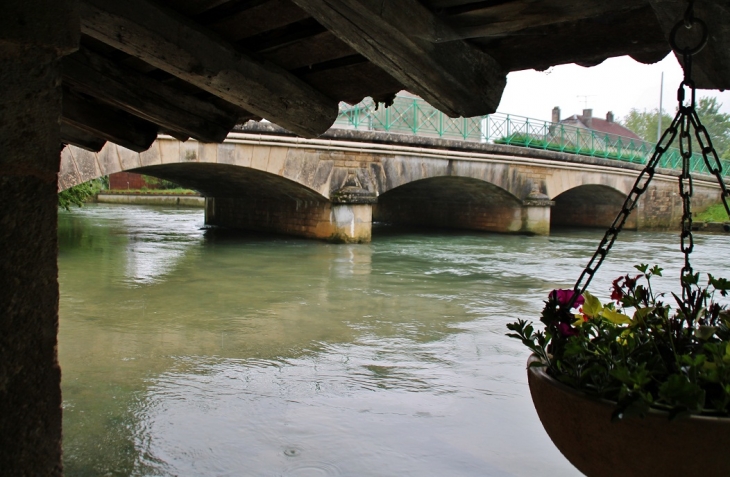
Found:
<box><xmin>506</xmin><ymin>264</ymin><xmax>730</xmax><ymax>419</ymax></box>
<box><xmin>557</xmin><ymin>322</ymin><xmax>578</xmax><ymax>337</ymax></box>
<box><xmin>550</xmin><ymin>289</ymin><xmax>585</xmax><ymax>308</ymax></box>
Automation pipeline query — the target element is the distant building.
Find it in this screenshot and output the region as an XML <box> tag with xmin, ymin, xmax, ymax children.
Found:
<box><xmin>552</xmin><ymin>107</ymin><xmax>642</xmax><ymax>142</ymax></box>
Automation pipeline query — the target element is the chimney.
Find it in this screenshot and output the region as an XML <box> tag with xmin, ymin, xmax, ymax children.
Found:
<box><xmin>582</xmin><ymin>108</ymin><xmax>593</xmax><ymax>128</ymax></box>
<box><xmin>606</xmin><ymin>111</ymin><xmax>614</xmax><ymax>123</ymax></box>
<box><xmin>552</xmin><ymin>106</ymin><xmax>561</xmax><ymax>123</ymax></box>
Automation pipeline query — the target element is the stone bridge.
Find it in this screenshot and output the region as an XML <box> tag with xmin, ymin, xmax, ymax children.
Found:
<box><xmin>60</xmin><ymin>124</ymin><xmax>722</xmax><ymax>243</ymax></box>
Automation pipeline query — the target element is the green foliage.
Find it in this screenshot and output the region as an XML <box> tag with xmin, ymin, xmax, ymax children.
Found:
<box><xmin>621</xmin><ymin>97</ymin><xmax>730</xmax><ymax>159</ymax></box>
<box><xmin>620</xmin><ymin>109</ymin><xmax>674</xmax><ymax>144</ymax></box>
<box><xmin>141</xmin><ymin>175</ymin><xmax>183</xmax><ymax>190</ymax></box>
<box><xmin>695</xmin><ymin>203</ymin><xmax>730</xmax><ymax>223</ymax></box>
<box><xmin>58</xmin><ymin>178</ymin><xmax>106</xmax><ymax>210</ymax></box>
<box><xmin>694</xmin><ymin>97</ymin><xmax>730</xmax><ymax>160</ymax></box>
<box><xmin>507</xmin><ymin>265</ymin><xmax>730</xmax><ymax>420</ymax></box>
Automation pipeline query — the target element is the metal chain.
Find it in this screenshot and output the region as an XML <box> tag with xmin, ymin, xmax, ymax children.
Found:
<box><xmin>678</xmin><ymin>98</ymin><xmax>695</xmax><ymax>299</ymax></box>
<box><xmin>568</xmin><ymin>0</ymin><xmax>727</xmax><ymax>306</ymax></box>
<box><xmin>569</xmin><ymin>111</ymin><xmax>682</xmax><ymax>306</ymax></box>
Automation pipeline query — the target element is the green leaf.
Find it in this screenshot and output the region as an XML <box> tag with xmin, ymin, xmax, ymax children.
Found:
<box><xmin>658</xmin><ymin>374</ymin><xmax>705</xmax><ymax>411</ymax></box>
<box><xmin>602</xmin><ymin>307</ymin><xmax>631</xmax><ymax>325</ymax></box>
<box><xmin>709</xmin><ymin>275</ymin><xmax>730</xmax><ymax>291</ymax></box>
<box><xmin>696</xmin><ymin>326</ymin><xmax>718</xmax><ymax>341</ymax></box>
<box><xmin>632</xmin><ymin>306</ymin><xmax>655</xmax><ymax>324</ymax></box>
<box><xmin>581</xmin><ymin>290</ymin><xmax>603</xmax><ymax>318</ymax></box>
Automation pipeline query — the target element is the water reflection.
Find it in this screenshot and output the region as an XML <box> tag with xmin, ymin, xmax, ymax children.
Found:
<box><xmin>58</xmin><ymin>205</ymin><xmax>730</xmax><ymax>476</ymax></box>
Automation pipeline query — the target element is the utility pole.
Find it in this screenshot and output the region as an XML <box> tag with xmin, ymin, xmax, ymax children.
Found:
<box><xmin>657</xmin><ymin>72</ymin><xmax>664</xmax><ymax>143</ymax></box>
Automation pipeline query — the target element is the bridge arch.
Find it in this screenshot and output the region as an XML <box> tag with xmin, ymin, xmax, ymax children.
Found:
<box><xmin>130</xmin><ymin>163</ymin><xmax>328</xmax><ymax>202</ymax></box>
<box><xmin>375</xmin><ymin>155</ymin><xmax>531</xmax><ymax>200</ymax></box>
<box><xmin>59</xmin><ymin>138</ymin><xmax>334</xmax><ymax>200</ymax></box>
<box><xmin>375</xmin><ymin>176</ymin><xmax>528</xmax><ymax>233</ymax></box>
<box><xmin>551</xmin><ymin>184</ymin><xmax>636</xmax><ymax>230</ymax></box>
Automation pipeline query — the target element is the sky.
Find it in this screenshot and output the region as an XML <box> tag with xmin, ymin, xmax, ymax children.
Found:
<box><xmin>496</xmin><ymin>53</ymin><xmax>730</xmax><ymax>123</ymax></box>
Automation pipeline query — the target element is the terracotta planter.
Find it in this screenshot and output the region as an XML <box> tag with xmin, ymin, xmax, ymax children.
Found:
<box><xmin>527</xmin><ymin>355</ymin><xmax>730</xmax><ymax>477</ymax></box>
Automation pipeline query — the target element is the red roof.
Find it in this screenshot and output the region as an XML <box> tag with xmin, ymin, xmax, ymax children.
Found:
<box><xmin>571</xmin><ymin>114</ymin><xmax>642</xmax><ymax>141</ymax></box>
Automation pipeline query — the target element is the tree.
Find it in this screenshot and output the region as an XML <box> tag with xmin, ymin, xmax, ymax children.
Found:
<box><xmin>620</xmin><ymin>97</ymin><xmax>730</xmax><ymax>159</ymax></box>
<box><xmin>621</xmin><ymin>109</ymin><xmax>673</xmax><ymax>144</ymax></box>
<box><xmin>693</xmin><ymin>97</ymin><xmax>730</xmax><ymax>160</ymax></box>
<box><xmin>58</xmin><ymin>178</ymin><xmax>106</xmax><ymax>210</ymax></box>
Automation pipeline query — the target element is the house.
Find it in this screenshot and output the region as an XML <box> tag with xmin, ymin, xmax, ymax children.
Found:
<box><xmin>552</xmin><ymin>107</ymin><xmax>642</xmax><ymax>143</ymax></box>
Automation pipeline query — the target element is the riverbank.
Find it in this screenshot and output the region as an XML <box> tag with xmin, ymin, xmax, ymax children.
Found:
<box><xmin>693</xmin><ymin>221</ymin><xmax>730</xmax><ymax>233</ymax></box>
<box><xmin>96</xmin><ymin>192</ymin><xmax>204</xmax><ymax>207</ymax></box>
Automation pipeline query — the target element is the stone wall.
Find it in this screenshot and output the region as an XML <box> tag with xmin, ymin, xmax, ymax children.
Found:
<box><xmin>374</xmin><ymin>200</ymin><xmax>524</xmax><ymax>233</ymax></box>
<box><xmin>206</xmin><ymin>197</ymin><xmax>372</xmax><ymax>243</ymax></box>
<box><xmin>1</xmin><ymin>0</ymin><xmax>78</xmax><ymax>474</ymax></box>
<box><xmin>637</xmin><ymin>178</ymin><xmax>720</xmax><ymax>229</ymax></box>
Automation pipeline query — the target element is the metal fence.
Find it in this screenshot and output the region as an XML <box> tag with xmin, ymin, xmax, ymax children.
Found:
<box><xmin>333</xmin><ymin>96</ymin><xmax>730</xmax><ymax>177</ymax></box>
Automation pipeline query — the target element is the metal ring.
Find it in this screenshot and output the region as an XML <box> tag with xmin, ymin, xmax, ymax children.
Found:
<box><xmin>670</xmin><ymin>18</ymin><xmax>708</xmax><ymax>55</ymax></box>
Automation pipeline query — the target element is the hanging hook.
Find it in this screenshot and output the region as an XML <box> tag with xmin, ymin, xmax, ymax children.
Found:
<box><xmin>670</xmin><ymin>16</ymin><xmax>708</xmax><ymax>56</ymax></box>
<box><xmin>683</xmin><ymin>0</ymin><xmax>695</xmax><ymax>29</ymax></box>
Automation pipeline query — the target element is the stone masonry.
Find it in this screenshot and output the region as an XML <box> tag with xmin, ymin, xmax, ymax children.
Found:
<box><xmin>60</xmin><ymin>126</ymin><xmax>723</xmax><ymax>242</ymax></box>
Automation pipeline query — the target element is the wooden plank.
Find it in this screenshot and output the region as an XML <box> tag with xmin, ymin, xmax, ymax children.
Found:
<box><xmin>203</xmin><ymin>0</ymin><xmax>309</xmax><ymax>43</ymax></box>
<box><xmin>62</xmin><ymin>88</ymin><xmax>158</xmax><ymax>152</ymax></box>
<box><xmin>430</xmin><ymin>0</ymin><xmax>646</xmax><ymax>40</ymax></box>
<box><xmin>648</xmin><ymin>0</ymin><xmax>730</xmax><ymax>90</ymax></box>
<box><xmin>63</xmin><ymin>47</ymin><xmax>238</xmax><ymax>143</ymax></box>
<box><xmin>60</xmin><ymin>123</ymin><xmax>107</xmax><ymax>152</ymax></box>
<box><xmin>302</xmin><ymin>61</ymin><xmax>404</xmax><ymax>105</ymax></box>
<box><xmin>291</xmin><ymin>0</ymin><xmax>506</xmax><ymax>117</ymax></box>
<box><xmin>79</xmin><ymin>0</ymin><xmax>339</xmax><ymax>137</ymax></box>
<box><xmin>261</xmin><ymin>31</ymin><xmax>357</xmax><ymax>70</ymax></box>
<box><xmin>473</xmin><ymin>5</ymin><xmax>669</xmax><ymax>72</ymax></box>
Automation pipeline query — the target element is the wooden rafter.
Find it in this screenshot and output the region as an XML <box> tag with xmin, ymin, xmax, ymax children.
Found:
<box><xmin>63</xmin><ymin>47</ymin><xmax>239</xmax><ymax>143</ymax></box>
<box><xmin>429</xmin><ymin>0</ymin><xmax>647</xmax><ymax>41</ymax></box>
<box><xmin>79</xmin><ymin>0</ymin><xmax>339</xmax><ymax>137</ymax></box>
<box><xmin>60</xmin><ymin>123</ymin><xmax>107</xmax><ymax>152</ymax></box>
<box><xmin>62</xmin><ymin>88</ymin><xmax>158</xmax><ymax>153</ymax></box>
<box><xmin>291</xmin><ymin>0</ymin><xmax>507</xmax><ymax>118</ymax></box>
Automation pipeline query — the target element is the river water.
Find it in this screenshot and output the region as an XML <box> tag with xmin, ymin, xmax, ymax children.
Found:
<box><xmin>58</xmin><ymin>204</ymin><xmax>730</xmax><ymax>476</ymax></box>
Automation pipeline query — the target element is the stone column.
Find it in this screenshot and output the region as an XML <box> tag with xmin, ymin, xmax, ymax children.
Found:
<box><xmin>329</xmin><ymin>185</ymin><xmax>377</xmax><ymax>243</ymax></box>
<box><xmin>521</xmin><ymin>191</ymin><xmax>554</xmax><ymax>235</ymax></box>
<box><xmin>0</xmin><ymin>1</ymin><xmax>79</xmax><ymax>474</ymax></box>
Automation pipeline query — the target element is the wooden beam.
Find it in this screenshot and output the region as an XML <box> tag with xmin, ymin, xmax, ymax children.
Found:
<box><xmin>60</xmin><ymin>123</ymin><xmax>107</xmax><ymax>152</ymax></box>
<box><xmin>63</xmin><ymin>47</ymin><xmax>237</xmax><ymax>143</ymax></box>
<box><xmin>79</xmin><ymin>0</ymin><xmax>339</xmax><ymax>137</ymax></box>
<box><xmin>430</xmin><ymin>0</ymin><xmax>646</xmax><ymax>41</ymax></box>
<box><xmin>291</xmin><ymin>0</ymin><xmax>506</xmax><ymax>118</ymax></box>
<box><xmin>473</xmin><ymin>5</ymin><xmax>669</xmax><ymax>73</ymax></box>
<box><xmin>648</xmin><ymin>0</ymin><xmax>730</xmax><ymax>90</ymax></box>
<box><xmin>62</xmin><ymin>88</ymin><xmax>158</xmax><ymax>152</ymax></box>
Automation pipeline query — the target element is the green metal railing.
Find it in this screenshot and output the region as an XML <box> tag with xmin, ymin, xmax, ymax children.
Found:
<box><xmin>333</xmin><ymin>96</ymin><xmax>730</xmax><ymax>177</ymax></box>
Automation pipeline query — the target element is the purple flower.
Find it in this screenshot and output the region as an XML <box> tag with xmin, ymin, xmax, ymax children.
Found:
<box><xmin>557</xmin><ymin>322</ymin><xmax>579</xmax><ymax>337</ymax></box>
<box><xmin>551</xmin><ymin>289</ymin><xmax>584</xmax><ymax>308</ymax></box>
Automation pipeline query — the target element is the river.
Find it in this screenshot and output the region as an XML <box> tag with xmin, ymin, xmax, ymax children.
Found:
<box><xmin>58</xmin><ymin>204</ymin><xmax>730</xmax><ymax>476</ymax></box>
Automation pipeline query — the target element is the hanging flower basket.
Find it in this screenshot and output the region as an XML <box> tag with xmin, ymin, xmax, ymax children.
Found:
<box><xmin>507</xmin><ymin>6</ymin><xmax>730</xmax><ymax>475</ymax></box>
<box><xmin>527</xmin><ymin>354</ymin><xmax>730</xmax><ymax>477</ymax></box>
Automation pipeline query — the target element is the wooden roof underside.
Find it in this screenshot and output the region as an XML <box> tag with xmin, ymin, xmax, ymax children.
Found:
<box><xmin>62</xmin><ymin>0</ymin><xmax>730</xmax><ymax>153</ymax></box>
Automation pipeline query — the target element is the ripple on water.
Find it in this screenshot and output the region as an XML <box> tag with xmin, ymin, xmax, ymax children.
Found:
<box><xmin>283</xmin><ymin>461</ymin><xmax>342</xmax><ymax>477</ymax></box>
<box><xmin>59</xmin><ymin>206</ymin><xmax>730</xmax><ymax>477</ymax></box>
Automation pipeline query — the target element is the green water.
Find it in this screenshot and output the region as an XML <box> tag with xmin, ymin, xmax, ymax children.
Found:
<box><xmin>58</xmin><ymin>204</ymin><xmax>730</xmax><ymax>476</ymax></box>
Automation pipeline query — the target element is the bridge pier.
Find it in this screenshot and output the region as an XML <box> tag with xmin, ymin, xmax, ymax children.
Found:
<box><xmin>520</xmin><ymin>191</ymin><xmax>554</xmax><ymax>235</ymax></box>
<box><xmin>205</xmin><ymin>187</ymin><xmax>376</xmax><ymax>243</ymax></box>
